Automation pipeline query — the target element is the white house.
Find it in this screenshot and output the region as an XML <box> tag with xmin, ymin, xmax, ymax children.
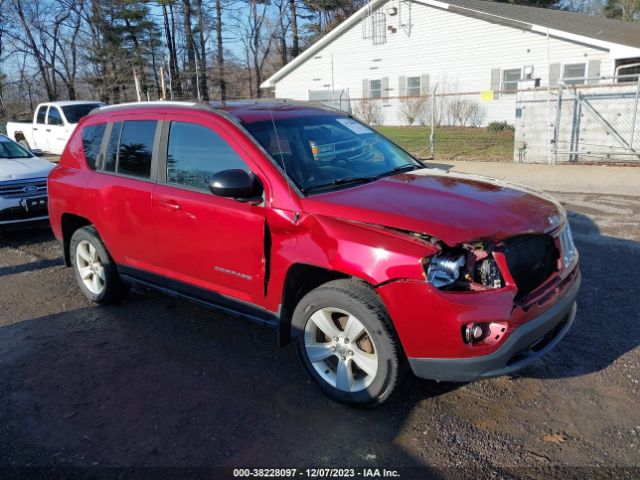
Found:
<box><xmin>261</xmin><ymin>0</ymin><xmax>640</xmax><ymax>126</ymax></box>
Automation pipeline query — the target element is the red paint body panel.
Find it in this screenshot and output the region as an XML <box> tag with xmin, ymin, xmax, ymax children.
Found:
<box><xmin>377</xmin><ymin>264</ymin><xmax>579</xmax><ymax>358</ymax></box>
<box><xmin>302</xmin><ymin>171</ymin><xmax>562</xmax><ymax>246</ymax></box>
<box><xmin>48</xmin><ymin>102</ymin><xmax>580</xmax><ymax>366</ymax></box>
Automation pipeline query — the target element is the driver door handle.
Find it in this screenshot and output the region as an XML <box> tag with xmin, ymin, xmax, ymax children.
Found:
<box><xmin>159</xmin><ymin>199</ymin><xmax>182</xmax><ymax>210</ymax></box>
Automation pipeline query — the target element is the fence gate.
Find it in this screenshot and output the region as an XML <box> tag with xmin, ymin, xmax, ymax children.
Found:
<box><xmin>514</xmin><ymin>77</ymin><xmax>640</xmax><ymax>163</ymax></box>
<box><xmin>553</xmin><ymin>80</ymin><xmax>640</xmax><ymax>163</ymax></box>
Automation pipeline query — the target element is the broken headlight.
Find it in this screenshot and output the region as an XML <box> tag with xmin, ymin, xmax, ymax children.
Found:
<box><xmin>473</xmin><ymin>257</ymin><xmax>503</xmax><ymax>289</ymax></box>
<box><xmin>425</xmin><ymin>244</ymin><xmax>504</xmax><ymax>290</ymax></box>
<box><xmin>426</xmin><ymin>253</ymin><xmax>465</xmax><ymax>288</ymax></box>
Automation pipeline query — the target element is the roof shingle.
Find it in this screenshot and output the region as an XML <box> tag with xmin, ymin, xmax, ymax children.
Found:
<box><xmin>444</xmin><ymin>0</ymin><xmax>640</xmax><ymax>49</ymax></box>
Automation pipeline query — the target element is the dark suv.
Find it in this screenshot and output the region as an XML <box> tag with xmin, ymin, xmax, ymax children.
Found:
<box><xmin>48</xmin><ymin>101</ymin><xmax>580</xmax><ymax>405</ymax></box>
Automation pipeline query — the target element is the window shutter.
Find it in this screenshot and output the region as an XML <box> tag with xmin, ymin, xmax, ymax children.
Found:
<box><xmin>362</xmin><ymin>78</ymin><xmax>370</xmax><ymax>99</ymax></box>
<box><xmin>382</xmin><ymin>77</ymin><xmax>389</xmax><ymax>99</ymax></box>
<box><xmin>491</xmin><ymin>68</ymin><xmax>501</xmax><ymax>92</ymax></box>
<box><xmin>549</xmin><ymin>63</ymin><xmax>561</xmax><ymax>87</ymax></box>
<box><xmin>587</xmin><ymin>60</ymin><xmax>601</xmax><ymax>84</ymax></box>
<box><xmin>398</xmin><ymin>76</ymin><xmax>406</xmax><ymax>97</ymax></box>
<box><xmin>421</xmin><ymin>74</ymin><xmax>430</xmax><ymax>95</ymax></box>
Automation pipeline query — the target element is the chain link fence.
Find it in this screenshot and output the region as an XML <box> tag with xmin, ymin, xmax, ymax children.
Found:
<box><xmin>316</xmin><ymin>76</ymin><xmax>640</xmax><ymax>164</ymax></box>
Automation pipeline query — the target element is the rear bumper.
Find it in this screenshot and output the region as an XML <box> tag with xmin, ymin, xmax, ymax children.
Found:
<box><xmin>408</xmin><ymin>271</ymin><xmax>580</xmax><ymax>382</ymax></box>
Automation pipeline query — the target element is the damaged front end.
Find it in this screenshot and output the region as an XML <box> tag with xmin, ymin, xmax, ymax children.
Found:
<box><xmin>374</xmin><ymin>219</ymin><xmax>580</xmax><ymax>379</ymax></box>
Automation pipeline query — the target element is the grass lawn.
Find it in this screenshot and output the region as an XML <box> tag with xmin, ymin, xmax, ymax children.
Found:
<box><xmin>377</xmin><ymin>126</ymin><xmax>515</xmax><ymax>162</ymax></box>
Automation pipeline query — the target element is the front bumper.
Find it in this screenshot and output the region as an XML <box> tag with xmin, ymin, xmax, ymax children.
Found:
<box><xmin>0</xmin><ymin>197</ymin><xmax>49</xmax><ymax>227</ymax></box>
<box><xmin>408</xmin><ymin>271</ymin><xmax>580</xmax><ymax>382</ymax></box>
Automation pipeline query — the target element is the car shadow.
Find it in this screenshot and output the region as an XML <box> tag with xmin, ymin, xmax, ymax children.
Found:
<box><xmin>0</xmin><ymin>291</ymin><xmax>456</xmax><ymax>472</ymax></box>
<box><xmin>0</xmin><ymin>257</ymin><xmax>64</xmax><ymax>277</ymax></box>
<box><xmin>0</xmin><ymin>207</ymin><xmax>637</xmax><ymax>472</ymax></box>
<box><xmin>0</xmin><ymin>224</ymin><xmax>54</xmax><ymax>246</ymax></box>
<box><xmin>513</xmin><ymin>210</ymin><xmax>640</xmax><ymax>380</ymax></box>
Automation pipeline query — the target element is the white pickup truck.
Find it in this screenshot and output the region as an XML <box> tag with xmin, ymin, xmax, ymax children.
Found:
<box><xmin>6</xmin><ymin>101</ymin><xmax>104</xmax><ymax>156</ymax></box>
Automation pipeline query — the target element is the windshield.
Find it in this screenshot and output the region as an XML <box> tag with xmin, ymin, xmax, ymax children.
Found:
<box><xmin>0</xmin><ymin>136</ymin><xmax>31</xmax><ymax>159</ymax></box>
<box><xmin>62</xmin><ymin>103</ymin><xmax>103</xmax><ymax>123</ymax></box>
<box><xmin>242</xmin><ymin>114</ymin><xmax>421</xmax><ymax>194</ymax></box>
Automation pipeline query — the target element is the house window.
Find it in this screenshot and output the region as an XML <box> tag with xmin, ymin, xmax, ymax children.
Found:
<box><xmin>617</xmin><ymin>63</ymin><xmax>640</xmax><ymax>83</ymax></box>
<box><xmin>370</xmin><ymin>79</ymin><xmax>382</xmax><ymax>99</ymax></box>
<box><xmin>502</xmin><ymin>68</ymin><xmax>522</xmax><ymax>93</ymax></box>
<box><xmin>563</xmin><ymin>63</ymin><xmax>586</xmax><ymax>86</ymax></box>
<box><xmin>406</xmin><ymin>76</ymin><xmax>421</xmax><ymax>96</ymax></box>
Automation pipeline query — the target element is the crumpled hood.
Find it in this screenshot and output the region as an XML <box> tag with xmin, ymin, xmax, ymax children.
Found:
<box><xmin>301</xmin><ymin>168</ymin><xmax>563</xmax><ymax>246</ymax></box>
<box><xmin>0</xmin><ymin>157</ymin><xmax>55</xmax><ymax>182</ymax></box>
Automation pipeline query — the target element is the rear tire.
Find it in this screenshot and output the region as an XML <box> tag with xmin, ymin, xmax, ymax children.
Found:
<box><xmin>70</xmin><ymin>226</ymin><xmax>130</xmax><ymax>305</ymax></box>
<box><xmin>292</xmin><ymin>279</ymin><xmax>406</xmax><ymax>406</ymax></box>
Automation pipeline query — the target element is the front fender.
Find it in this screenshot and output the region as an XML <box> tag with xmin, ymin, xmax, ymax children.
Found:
<box><xmin>293</xmin><ymin>214</ymin><xmax>438</xmax><ymax>285</ymax></box>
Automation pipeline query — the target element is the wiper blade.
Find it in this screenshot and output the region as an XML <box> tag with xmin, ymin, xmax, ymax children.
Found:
<box><xmin>302</xmin><ymin>176</ymin><xmax>377</xmax><ymax>193</ymax></box>
<box><xmin>376</xmin><ymin>164</ymin><xmax>419</xmax><ymax>178</ymax></box>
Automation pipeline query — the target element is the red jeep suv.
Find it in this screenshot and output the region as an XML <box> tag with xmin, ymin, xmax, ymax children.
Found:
<box><xmin>48</xmin><ymin>101</ymin><xmax>580</xmax><ymax>405</ymax></box>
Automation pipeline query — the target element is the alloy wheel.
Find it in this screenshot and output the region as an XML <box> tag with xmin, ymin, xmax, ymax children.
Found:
<box><xmin>75</xmin><ymin>240</ymin><xmax>106</xmax><ymax>295</ymax></box>
<box><xmin>304</xmin><ymin>307</ymin><xmax>379</xmax><ymax>392</ymax></box>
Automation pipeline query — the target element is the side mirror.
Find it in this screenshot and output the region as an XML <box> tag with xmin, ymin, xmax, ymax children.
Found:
<box><xmin>30</xmin><ymin>148</ymin><xmax>44</xmax><ymax>157</ymax></box>
<box><xmin>208</xmin><ymin>169</ymin><xmax>263</xmax><ymax>203</ymax></box>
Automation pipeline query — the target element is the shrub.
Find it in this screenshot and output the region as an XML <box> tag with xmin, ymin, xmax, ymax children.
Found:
<box><xmin>487</xmin><ymin>121</ymin><xmax>515</xmax><ymax>133</ymax></box>
<box><xmin>399</xmin><ymin>97</ymin><xmax>429</xmax><ymax>126</ymax></box>
<box><xmin>352</xmin><ymin>98</ymin><xmax>383</xmax><ymax>125</ymax></box>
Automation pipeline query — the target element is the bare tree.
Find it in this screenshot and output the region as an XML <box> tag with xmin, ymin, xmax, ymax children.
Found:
<box><xmin>289</xmin><ymin>0</ymin><xmax>299</xmax><ymax>58</ymax></box>
<box><xmin>195</xmin><ymin>0</ymin><xmax>209</xmax><ymax>99</ymax></box>
<box><xmin>9</xmin><ymin>0</ymin><xmax>65</xmax><ymax>100</ymax></box>
<box><xmin>215</xmin><ymin>0</ymin><xmax>226</xmax><ymax>99</ymax></box>
<box><xmin>160</xmin><ymin>0</ymin><xmax>182</xmax><ymax>97</ymax></box>
<box><xmin>241</xmin><ymin>0</ymin><xmax>288</xmax><ymax>97</ymax></box>
<box><xmin>182</xmin><ymin>0</ymin><xmax>198</xmax><ymax>97</ymax></box>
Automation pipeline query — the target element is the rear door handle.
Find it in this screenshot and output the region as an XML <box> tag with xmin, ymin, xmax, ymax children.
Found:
<box><xmin>159</xmin><ymin>199</ymin><xmax>182</xmax><ymax>210</ymax></box>
<box><xmin>46</xmin><ymin>129</ymin><xmax>51</xmax><ymax>132</ymax></box>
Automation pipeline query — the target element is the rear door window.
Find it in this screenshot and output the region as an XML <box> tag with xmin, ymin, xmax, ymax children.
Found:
<box><xmin>36</xmin><ymin>106</ymin><xmax>47</xmax><ymax>124</ymax></box>
<box><xmin>101</xmin><ymin>120</ymin><xmax>157</xmax><ymax>178</ymax></box>
<box><xmin>116</xmin><ymin>120</ymin><xmax>157</xmax><ymax>178</ymax></box>
<box><xmin>166</xmin><ymin>121</ymin><xmax>249</xmax><ymax>191</ymax></box>
<box><xmin>47</xmin><ymin>107</ymin><xmax>64</xmax><ymax>126</ymax></box>
<box><xmin>81</xmin><ymin>124</ymin><xmax>107</xmax><ymax>170</ymax></box>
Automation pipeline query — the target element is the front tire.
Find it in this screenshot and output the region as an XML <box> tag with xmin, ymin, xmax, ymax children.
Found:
<box><xmin>292</xmin><ymin>279</ymin><xmax>406</xmax><ymax>406</ymax></box>
<box><xmin>70</xmin><ymin>226</ymin><xmax>129</xmax><ymax>305</ymax></box>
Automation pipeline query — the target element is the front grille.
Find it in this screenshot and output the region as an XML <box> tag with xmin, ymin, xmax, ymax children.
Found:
<box><xmin>503</xmin><ymin>234</ymin><xmax>559</xmax><ymax>299</ymax></box>
<box><xmin>0</xmin><ymin>179</ymin><xmax>48</xmax><ymax>198</ymax></box>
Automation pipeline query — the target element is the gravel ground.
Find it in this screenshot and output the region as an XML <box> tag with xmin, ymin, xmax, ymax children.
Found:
<box><xmin>0</xmin><ymin>190</ymin><xmax>639</xmax><ymax>477</ymax></box>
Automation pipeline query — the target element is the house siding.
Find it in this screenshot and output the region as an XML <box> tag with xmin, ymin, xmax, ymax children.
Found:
<box><xmin>273</xmin><ymin>0</ymin><xmax>615</xmax><ymax>126</ymax></box>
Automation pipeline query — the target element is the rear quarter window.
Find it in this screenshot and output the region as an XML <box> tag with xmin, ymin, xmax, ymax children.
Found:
<box><xmin>81</xmin><ymin>124</ymin><xmax>106</xmax><ymax>170</ymax></box>
<box><xmin>103</xmin><ymin>122</ymin><xmax>122</xmax><ymax>172</ymax></box>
